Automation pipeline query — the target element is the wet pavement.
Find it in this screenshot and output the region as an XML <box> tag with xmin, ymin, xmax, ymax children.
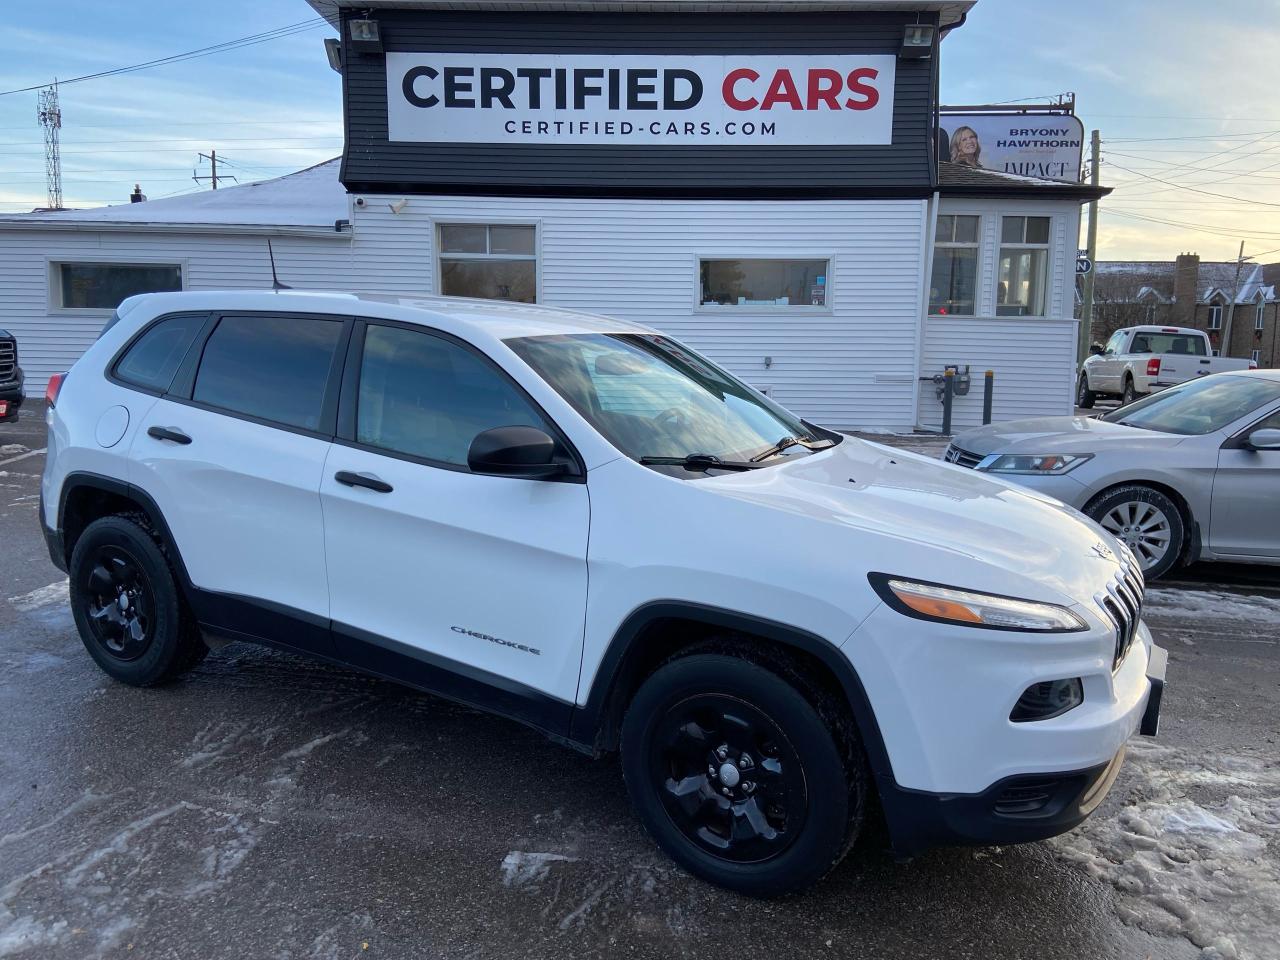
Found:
<box><xmin>2</xmin><ymin>402</ymin><xmax>1277</xmax><ymax>960</ymax></box>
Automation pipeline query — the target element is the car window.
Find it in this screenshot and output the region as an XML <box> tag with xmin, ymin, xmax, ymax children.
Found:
<box><xmin>1102</xmin><ymin>376</ymin><xmax>1280</xmax><ymax>435</ymax></box>
<box><xmin>114</xmin><ymin>313</ymin><xmax>206</xmax><ymax>393</ymax></box>
<box><xmin>193</xmin><ymin>314</ymin><xmax>343</xmax><ymax>431</ymax></box>
<box><xmin>356</xmin><ymin>324</ymin><xmax>549</xmax><ymax>466</ymax></box>
<box><xmin>1105</xmin><ymin>331</ymin><xmax>1126</xmax><ymax>355</ymax></box>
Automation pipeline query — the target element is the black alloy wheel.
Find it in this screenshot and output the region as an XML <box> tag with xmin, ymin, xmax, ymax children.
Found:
<box><xmin>652</xmin><ymin>693</ymin><xmax>808</xmax><ymax>864</ymax></box>
<box><xmin>82</xmin><ymin>545</ymin><xmax>156</xmax><ymax>662</ymax></box>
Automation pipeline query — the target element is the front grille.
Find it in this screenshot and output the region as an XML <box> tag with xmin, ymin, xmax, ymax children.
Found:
<box><xmin>1097</xmin><ymin>558</ymin><xmax>1145</xmax><ymax>670</ymax></box>
<box><xmin>0</xmin><ymin>339</ymin><xmax>14</xmax><ymax>381</ymax></box>
<box><xmin>943</xmin><ymin>443</ymin><xmax>983</xmax><ymax>469</ymax></box>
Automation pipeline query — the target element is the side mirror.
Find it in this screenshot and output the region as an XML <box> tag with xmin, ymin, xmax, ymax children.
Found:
<box><xmin>1247</xmin><ymin>427</ymin><xmax>1280</xmax><ymax>451</ymax></box>
<box><xmin>1090</xmin><ymin>343</ymin><xmax>1105</xmax><ymax>356</ymax></box>
<box><xmin>468</xmin><ymin>425</ymin><xmax>567</xmax><ymax>478</ymax></box>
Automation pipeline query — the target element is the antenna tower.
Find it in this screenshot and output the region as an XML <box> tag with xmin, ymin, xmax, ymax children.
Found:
<box><xmin>38</xmin><ymin>84</ymin><xmax>64</xmax><ymax>210</ymax></box>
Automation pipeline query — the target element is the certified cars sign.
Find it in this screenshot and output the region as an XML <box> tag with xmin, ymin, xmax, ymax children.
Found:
<box><xmin>386</xmin><ymin>53</ymin><xmax>896</xmax><ymax>146</ymax></box>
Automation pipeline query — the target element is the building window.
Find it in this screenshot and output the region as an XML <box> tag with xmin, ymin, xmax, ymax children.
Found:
<box><xmin>1207</xmin><ymin>304</ymin><xmax>1223</xmax><ymax>329</ymax></box>
<box><xmin>929</xmin><ymin>215</ymin><xmax>979</xmax><ymax>316</ymax></box>
<box><xmin>1212</xmin><ymin>348</ymin><xmax>1221</xmax><ymax>357</ymax></box>
<box><xmin>437</xmin><ymin>224</ymin><xmax>536</xmax><ymax>303</ymax></box>
<box><xmin>1252</xmin><ymin>349</ymin><xmax>1262</xmax><ymax>364</ymax></box>
<box><xmin>699</xmin><ymin>259</ymin><xmax>829</xmax><ymax>308</ymax></box>
<box><xmin>1257</xmin><ymin>300</ymin><xmax>1266</xmax><ymax>331</ymax></box>
<box><xmin>996</xmin><ymin>216</ymin><xmax>1050</xmax><ymax>317</ymax></box>
<box><xmin>55</xmin><ymin>262</ymin><xmax>182</xmax><ymax>310</ymax></box>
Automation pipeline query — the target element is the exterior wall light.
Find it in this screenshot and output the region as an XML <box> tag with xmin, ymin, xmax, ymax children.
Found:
<box><xmin>348</xmin><ymin>19</ymin><xmax>383</xmax><ymax>54</ymax></box>
<box><xmin>900</xmin><ymin>23</ymin><xmax>935</xmax><ymax>59</ymax></box>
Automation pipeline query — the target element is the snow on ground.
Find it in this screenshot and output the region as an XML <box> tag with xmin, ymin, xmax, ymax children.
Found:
<box><xmin>1049</xmin><ymin>739</ymin><xmax>1280</xmax><ymax>959</ymax></box>
<box><xmin>1144</xmin><ymin>587</ymin><xmax>1280</xmax><ymax>627</ymax></box>
<box><xmin>7</xmin><ymin>579</ymin><xmax>69</xmax><ymax>612</ymax></box>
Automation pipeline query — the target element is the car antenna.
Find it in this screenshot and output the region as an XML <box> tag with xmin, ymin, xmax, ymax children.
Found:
<box><xmin>267</xmin><ymin>239</ymin><xmax>291</xmax><ymax>290</ymax></box>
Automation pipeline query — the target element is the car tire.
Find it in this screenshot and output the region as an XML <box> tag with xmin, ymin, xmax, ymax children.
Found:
<box><xmin>1085</xmin><ymin>485</ymin><xmax>1185</xmax><ymax>579</ymax></box>
<box><xmin>620</xmin><ymin>653</ymin><xmax>864</xmax><ymax>896</ymax></box>
<box><xmin>68</xmin><ymin>514</ymin><xmax>207</xmax><ymax>686</ymax></box>
<box><xmin>1077</xmin><ymin>374</ymin><xmax>1097</xmax><ymax>409</ymax></box>
<box><xmin>1122</xmin><ymin>377</ymin><xmax>1140</xmax><ymax>405</ymax></box>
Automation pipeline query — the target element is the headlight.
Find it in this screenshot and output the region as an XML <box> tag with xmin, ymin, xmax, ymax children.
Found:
<box><xmin>871</xmin><ymin>576</ymin><xmax>1088</xmax><ymax>632</ymax></box>
<box><xmin>980</xmin><ymin>453</ymin><xmax>1093</xmax><ymax>475</ymax></box>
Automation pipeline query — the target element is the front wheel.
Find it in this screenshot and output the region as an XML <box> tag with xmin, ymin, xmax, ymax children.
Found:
<box><xmin>621</xmin><ymin>653</ymin><xmax>864</xmax><ymax>896</ymax></box>
<box><xmin>1086</xmin><ymin>485</ymin><xmax>1185</xmax><ymax>579</ymax></box>
<box><xmin>1077</xmin><ymin>374</ymin><xmax>1097</xmax><ymax>409</ymax></box>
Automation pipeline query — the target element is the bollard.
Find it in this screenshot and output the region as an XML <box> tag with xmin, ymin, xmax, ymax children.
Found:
<box><xmin>942</xmin><ymin>369</ymin><xmax>954</xmax><ymax>436</ymax></box>
<box><xmin>982</xmin><ymin>370</ymin><xmax>994</xmax><ymax>425</ymax></box>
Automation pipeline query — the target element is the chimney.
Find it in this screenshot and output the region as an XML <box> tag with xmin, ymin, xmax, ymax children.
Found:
<box><xmin>1172</xmin><ymin>252</ymin><xmax>1199</xmax><ymax>326</ymax></box>
<box><xmin>130</xmin><ymin>183</ymin><xmax>146</xmax><ymax>203</ymax></box>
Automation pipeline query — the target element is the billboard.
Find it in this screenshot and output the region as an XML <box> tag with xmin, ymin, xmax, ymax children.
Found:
<box><xmin>387</xmin><ymin>53</ymin><xmax>897</xmax><ymax>146</ymax></box>
<box><xmin>939</xmin><ymin>113</ymin><xmax>1084</xmax><ymax>181</ymax></box>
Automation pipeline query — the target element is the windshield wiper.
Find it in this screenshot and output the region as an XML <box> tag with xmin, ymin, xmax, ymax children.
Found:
<box><xmin>638</xmin><ymin>454</ymin><xmax>761</xmax><ymax>473</ymax></box>
<box><xmin>749</xmin><ymin>435</ymin><xmax>835</xmax><ymax>463</ymax></box>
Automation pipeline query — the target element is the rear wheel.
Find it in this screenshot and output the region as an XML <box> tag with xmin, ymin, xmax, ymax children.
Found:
<box><xmin>1077</xmin><ymin>374</ymin><xmax>1097</xmax><ymax>409</ymax></box>
<box><xmin>69</xmin><ymin>515</ymin><xmax>207</xmax><ymax>685</ymax></box>
<box><xmin>1122</xmin><ymin>376</ymin><xmax>1141</xmax><ymax>405</ymax></box>
<box><xmin>620</xmin><ymin>653</ymin><xmax>863</xmax><ymax>896</ymax></box>
<box><xmin>1086</xmin><ymin>485</ymin><xmax>1184</xmax><ymax>579</ymax></box>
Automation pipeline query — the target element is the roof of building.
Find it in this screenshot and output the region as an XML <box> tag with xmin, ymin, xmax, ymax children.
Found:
<box><xmin>1093</xmin><ymin>260</ymin><xmax>1276</xmax><ymax>305</ymax></box>
<box><xmin>937</xmin><ymin>161</ymin><xmax>1110</xmax><ymax>201</ymax></box>
<box><xmin>0</xmin><ymin>159</ymin><xmax>347</xmax><ymax>236</ymax></box>
<box><xmin>306</xmin><ymin>0</ymin><xmax>975</xmax><ymax>28</ymax></box>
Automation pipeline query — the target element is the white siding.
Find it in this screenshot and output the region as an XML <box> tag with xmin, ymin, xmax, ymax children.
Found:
<box><xmin>0</xmin><ymin>231</ymin><xmax>352</xmax><ymax>393</ymax></box>
<box><xmin>352</xmin><ymin>195</ymin><xmax>928</xmax><ymax>429</ymax></box>
<box><xmin>918</xmin><ymin>199</ymin><xmax>1082</xmax><ymax>431</ymax></box>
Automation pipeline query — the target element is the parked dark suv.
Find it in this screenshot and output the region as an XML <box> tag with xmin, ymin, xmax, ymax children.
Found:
<box><xmin>0</xmin><ymin>328</ymin><xmax>24</xmax><ymax>423</ymax></box>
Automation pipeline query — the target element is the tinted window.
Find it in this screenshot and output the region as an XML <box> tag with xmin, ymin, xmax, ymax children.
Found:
<box><xmin>58</xmin><ymin>263</ymin><xmax>182</xmax><ymax>310</ymax></box>
<box><xmin>357</xmin><ymin>324</ymin><xmax>548</xmax><ymax>465</ymax></box>
<box><xmin>193</xmin><ymin>314</ymin><xmax>343</xmax><ymax>431</ymax></box>
<box><xmin>114</xmin><ymin>314</ymin><xmax>205</xmax><ymax>393</ymax></box>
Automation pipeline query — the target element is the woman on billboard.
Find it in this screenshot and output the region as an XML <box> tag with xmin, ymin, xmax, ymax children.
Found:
<box><xmin>949</xmin><ymin>125</ymin><xmax>983</xmax><ymax>168</ymax></box>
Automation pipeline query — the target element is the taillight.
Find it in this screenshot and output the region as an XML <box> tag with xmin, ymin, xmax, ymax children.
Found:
<box><xmin>1146</xmin><ymin>358</ymin><xmax>1161</xmax><ymax>377</ymax></box>
<box><xmin>45</xmin><ymin>372</ymin><xmax>67</xmax><ymax>406</ymax></box>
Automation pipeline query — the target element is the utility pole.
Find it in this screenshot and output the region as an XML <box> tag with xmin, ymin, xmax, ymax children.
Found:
<box><xmin>192</xmin><ymin>150</ymin><xmax>236</xmax><ymax>190</ymax></box>
<box><xmin>1077</xmin><ymin>129</ymin><xmax>1101</xmax><ymax>364</ymax></box>
<box><xmin>1221</xmin><ymin>241</ymin><xmax>1249</xmax><ymax>358</ymax></box>
<box><xmin>37</xmin><ymin>83</ymin><xmax>63</xmax><ymax>210</ymax></box>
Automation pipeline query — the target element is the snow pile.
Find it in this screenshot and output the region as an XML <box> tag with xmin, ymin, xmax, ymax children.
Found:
<box><xmin>7</xmin><ymin>579</ymin><xmax>69</xmax><ymax>613</ymax></box>
<box><xmin>1049</xmin><ymin>740</ymin><xmax>1280</xmax><ymax>958</ymax></box>
<box><xmin>1144</xmin><ymin>587</ymin><xmax>1280</xmax><ymax>626</ymax></box>
<box><xmin>500</xmin><ymin>850</ymin><xmax>576</xmax><ymax>887</ymax></box>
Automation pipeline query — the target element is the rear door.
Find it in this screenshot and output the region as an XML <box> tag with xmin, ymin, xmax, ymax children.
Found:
<box><xmin>319</xmin><ymin>319</ymin><xmax>590</xmax><ymax>711</ymax></box>
<box><xmin>131</xmin><ymin>311</ymin><xmax>350</xmax><ymax>645</ymax></box>
<box><xmin>1210</xmin><ymin>405</ymin><xmax>1280</xmax><ymax>559</ymax></box>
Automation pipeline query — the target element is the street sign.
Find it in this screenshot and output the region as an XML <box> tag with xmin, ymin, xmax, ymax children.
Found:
<box><xmin>1076</xmin><ymin>257</ymin><xmax>1093</xmax><ymax>276</ymax></box>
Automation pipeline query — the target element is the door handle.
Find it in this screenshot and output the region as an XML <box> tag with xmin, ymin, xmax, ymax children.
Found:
<box><xmin>334</xmin><ymin>470</ymin><xmax>393</xmax><ymax>493</ymax></box>
<box><xmin>147</xmin><ymin>426</ymin><xmax>192</xmax><ymax>445</ymax></box>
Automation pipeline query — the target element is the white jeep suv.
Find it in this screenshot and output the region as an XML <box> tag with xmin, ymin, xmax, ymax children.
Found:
<box><xmin>41</xmin><ymin>291</ymin><xmax>1166</xmax><ymax>896</ymax></box>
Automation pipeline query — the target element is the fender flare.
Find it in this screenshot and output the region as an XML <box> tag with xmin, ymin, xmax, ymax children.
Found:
<box><xmin>571</xmin><ymin>600</ymin><xmax>898</xmax><ymax>791</ymax></box>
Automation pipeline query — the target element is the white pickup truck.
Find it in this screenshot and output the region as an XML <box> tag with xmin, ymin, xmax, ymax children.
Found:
<box><xmin>1078</xmin><ymin>325</ymin><xmax>1256</xmax><ymax>407</ymax></box>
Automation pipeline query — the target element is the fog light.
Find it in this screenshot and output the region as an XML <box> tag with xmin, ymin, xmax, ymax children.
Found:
<box><xmin>1010</xmin><ymin>678</ymin><xmax>1083</xmax><ymax>722</ymax></box>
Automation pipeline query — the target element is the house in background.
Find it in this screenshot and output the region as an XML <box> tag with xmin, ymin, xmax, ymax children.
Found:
<box><xmin>1088</xmin><ymin>254</ymin><xmax>1278</xmax><ymax>367</ymax></box>
<box><xmin>0</xmin><ymin>160</ymin><xmax>351</xmax><ymax>394</ymax></box>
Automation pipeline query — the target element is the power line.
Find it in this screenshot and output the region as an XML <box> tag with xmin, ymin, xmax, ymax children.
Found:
<box><xmin>1106</xmin><ymin>160</ymin><xmax>1280</xmax><ymax>209</ymax></box>
<box><xmin>1106</xmin><ymin>129</ymin><xmax>1280</xmax><ymax>144</ymax></box>
<box><xmin>1102</xmin><ymin>209</ymin><xmax>1280</xmax><ymax>239</ymax></box>
<box><xmin>0</xmin><ymin>19</ymin><xmax>327</xmax><ymax>97</ymax></box>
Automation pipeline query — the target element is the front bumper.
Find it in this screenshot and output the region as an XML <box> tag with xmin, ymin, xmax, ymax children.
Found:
<box><xmin>0</xmin><ymin>373</ymin><xmax>22</xmax><ymax>422</ymax></box>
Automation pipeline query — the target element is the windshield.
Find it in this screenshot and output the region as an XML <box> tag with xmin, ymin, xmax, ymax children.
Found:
<box><xmin>1101</xmin><ymin>375</ymin><xmax>1280</xmax><ymax>435</ymax></box>
<box><xmin>506</xmin><ymin>333</ymin><xmax>830</xmax><ymax>467</ymax></box>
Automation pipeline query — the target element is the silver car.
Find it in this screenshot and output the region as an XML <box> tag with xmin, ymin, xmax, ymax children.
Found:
<box><xmin>947</xmin><ymin>370</ymin><xmax>1280</xmax><ymax>578</ymax></box>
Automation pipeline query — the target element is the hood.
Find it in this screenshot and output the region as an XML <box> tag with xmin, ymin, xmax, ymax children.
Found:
<box><xmin>952</xmin><ymin>415</ymin><xmax>1187</xmax><ymax>457</ymax></box>
<box><xmin>701</xmin><ymin>438</ymin><xmax>1128</xmax><ymax>607</ymax></box>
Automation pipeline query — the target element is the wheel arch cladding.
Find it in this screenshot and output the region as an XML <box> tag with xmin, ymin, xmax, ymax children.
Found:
<box><xmin>574</xmin><ymin>601</ymin><xmax>897</xmax><ymax>789</ymax></box>
<box><xmin>59</xmin><ymin>473</ymin><xmax>192</xmax><ymax>585</ymax></box>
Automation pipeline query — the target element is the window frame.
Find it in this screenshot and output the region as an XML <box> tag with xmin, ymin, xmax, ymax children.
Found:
<box><xmin>333</xmin><ymin>316</ymin><xmax>585</xmax><ymax>483</ymax></box>
<box><xmin>995</xmin><ymin>216</ymin><xmax>1051</xmax><ymax>319</ymax></box>
<box><xmin>928</xmin><ymin>214</ymin><xmax>982</xmax><ymax>318</ymax></box>
<box><xmin>1252</xmin><ymin>349</ymin><xmax>1262</xmax><ymax>364</ymax></box>
<box><xmin>693</xmin><ymin>254</ymin><xmax>836</xmax><ymax>314</ymax></box>
<box><xmin>1207</xmin><ymin>303</ymin><xmax>1224</xmax><ymax>330</ymax></box>
<box><xmin>434</xmin><ymin>219</ymin><xmax>540</xmax><ymax>304</ymax></box>
<box><xmin>1256</xmin><ymin>299</ymin><xmax>1266</xmax><ymax>331</ymax></box>
<box><xmin>163</xmin><ymin>311</ymin><xmax>354</xmax><ymax>442</ymax></box>
<box><xmin>105</xmin><ymin>311</ymin><xmax>213</xmax><ymax>398</ymax></box>
<box><xmin>49</xmin><ymin>257</ymin><xmax>187</xmax><ymax>315</ymax></box>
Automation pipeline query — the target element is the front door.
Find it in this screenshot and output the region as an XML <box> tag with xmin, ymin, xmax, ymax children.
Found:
<box><xmin>320</xmin><ymin>320</ymin><xmax>590</xmax><ymax>712</ymax></box>
<box><xmin>1210</xmin><ymin>406</ymin><xmax>1280</xmax><ymax>559</ymax></box>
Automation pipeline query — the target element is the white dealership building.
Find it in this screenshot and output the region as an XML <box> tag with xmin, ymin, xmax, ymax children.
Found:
<box><xmin>0</xmin><ymin>0</ymin><xmax>1106</xmax><ymax>432</ymax></box>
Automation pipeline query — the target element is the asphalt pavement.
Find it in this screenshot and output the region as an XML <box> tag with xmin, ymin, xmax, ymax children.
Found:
<box><xmin>2</xmin><ymin>402</ymin><xmax>1276</xmax><ymax>960</ymax></box>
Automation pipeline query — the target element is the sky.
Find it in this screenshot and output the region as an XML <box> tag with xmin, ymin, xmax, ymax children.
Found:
<box><xmin>1</xmin><ymin>0</ymin><xmax>1277</xmax><ymax>263</ymax></box>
